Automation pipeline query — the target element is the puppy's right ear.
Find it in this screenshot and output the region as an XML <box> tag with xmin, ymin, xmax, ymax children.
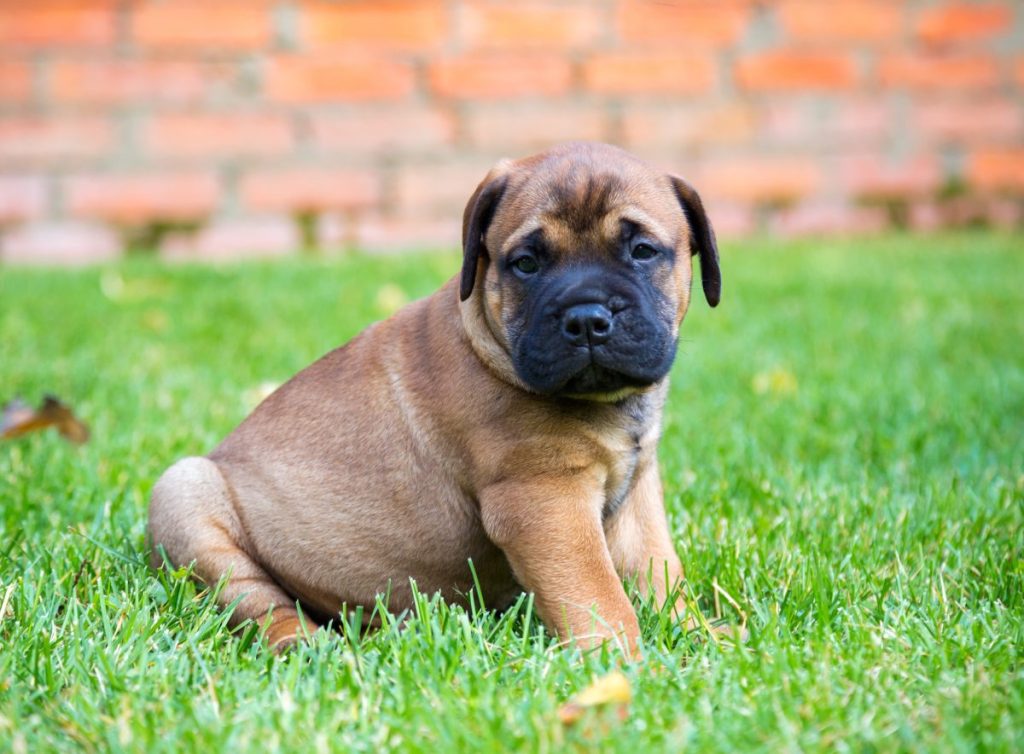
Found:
<box><xmin>460</xmin><ymin>169</ymin><xmax>509</xmax><ymax>302</ymax></box>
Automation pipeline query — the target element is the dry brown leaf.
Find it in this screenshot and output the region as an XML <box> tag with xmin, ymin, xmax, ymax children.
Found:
<box><xmin>1</xmin><ymin>395</ymin><xmax>90</xmax><ymax>444</ymax></box>
<box><xmin>558</xmin><ymin>670</ymin><xmax>632</xmax><ymax>725</ymax></box>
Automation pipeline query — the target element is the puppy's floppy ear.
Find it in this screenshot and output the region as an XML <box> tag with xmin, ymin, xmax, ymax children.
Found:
<box><xmin>460</xmin><ymin>168</ymin><xmax>509</xmax><ymax>302</ymax></box>
<box><xmin>669</xmin><ymin>176</ymin><xmax>721</xmax><ymax>308</ymax></box>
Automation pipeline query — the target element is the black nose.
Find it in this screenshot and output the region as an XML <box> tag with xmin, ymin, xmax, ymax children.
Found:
<box><xmin>561</xmin><ymin>303</ymin><xmax>614</xmax><ymax>346</ymax></box>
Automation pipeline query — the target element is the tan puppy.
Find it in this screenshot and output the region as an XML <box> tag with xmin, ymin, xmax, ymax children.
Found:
<box><xmin>148</xmin><ymin>142</ymin><xmax>721</xmax><ymax>653</ymax></box>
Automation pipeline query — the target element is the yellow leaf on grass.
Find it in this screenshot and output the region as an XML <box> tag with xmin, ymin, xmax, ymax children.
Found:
<box><xmin>751</xmin><ymin>366</ymin><xmax>798</xmax><ymax>396</ymax></box>
<box><xmin>242</xmin><ymin>382</ymin><xmax>280</xmax><ymax>412</ymax></box>
<box><xmin>375</xmin><ymin>284</ymin><xmax>409</xmax><ymax>316</ymax></box>
<box><xmin>558</xmin><ymin>671</ymin><xmax>632</xmax><ymax>725</ymax></box>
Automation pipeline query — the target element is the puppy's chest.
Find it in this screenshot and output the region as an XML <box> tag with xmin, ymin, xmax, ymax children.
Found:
<box><xmin>594</xmin><ymin>394</ymin><xmax>663</xmax><ymax>521</ymax></box>
<box><xmin>601</xmin><ymin>428</ymin><xmax>650</xmax><ymax>521</ymax></box>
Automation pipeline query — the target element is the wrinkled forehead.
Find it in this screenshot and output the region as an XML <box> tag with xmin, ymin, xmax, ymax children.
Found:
<box><xmin>490</xmin><ymin>160</ymin><xmax>684</xmax><ymax>255</ymax></box>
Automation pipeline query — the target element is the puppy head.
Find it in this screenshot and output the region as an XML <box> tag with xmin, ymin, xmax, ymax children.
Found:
<box><xmin>460</xmin><ymin>142</ymin><xmax>720</xmax><ymax>400</ymax></box>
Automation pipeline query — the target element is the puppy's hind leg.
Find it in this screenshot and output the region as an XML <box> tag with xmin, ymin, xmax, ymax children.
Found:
<box><xmin>147</xmin><ymin>456</ymin><xmax>318</xmax><ymax>650</ymax></box>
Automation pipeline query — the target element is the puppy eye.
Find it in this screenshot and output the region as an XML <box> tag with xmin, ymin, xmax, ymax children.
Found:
<box><xmin>511</xmin><ymin>255</ymin><xmax>539</xmax><ymax>275</ymax></box>
<box><xmin>631</xmin><ymin>243</ymin><xmax>658</xmax><ymax>261</ymax></box>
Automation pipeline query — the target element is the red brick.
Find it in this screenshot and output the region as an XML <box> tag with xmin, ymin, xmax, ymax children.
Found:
<box><xmin>772</xmin><ymin>202</ymin><xmax>888</xmax><ymax>236</ymax></box>
<box><xmin>819</xmin><ymin>100</ymin><xmax>893</xmax><ymax>145</ymax></box>
<box><xmin>350</xmin><ymin>213</ymin><xmax>461</xmax><ymax>254</ymax></box>
<box><xmin>301</xmin><ymin>1</ymin><xmax>447</xmax><ymax>50</ymax></box>
<box><xmin>909</xmin><ymin>200</ymin><xmax>944</xmax><ymax>231</ymax></box>
<box><xmin>0</xmin><ymin>61</ymin><xmax>32</xmax><ymax>102</ymax></box>
<box><xmin>462</xmin><ymin>3</ymin><xmax>601</xmax><ymax>49</ymax></box>
<box><xmin>396</xmin><ymin>161</ymin><xmax>496</xmax><ymax>214</ymax></box>
<box><xmin>623</xmin><ymin>104</ymin><xmax>756</xmax><ymax>150</ymax></box>
<box><xmin>698</xmin><ymin>201</ymin><xmax>756</xmax><ymax>237</ymax></box>
<box><xmin>912</xmin><ymin>196</ymin><xmax>1020</xmax><ymax>228</ymax></box>
<box><xmin>583</xmin><ymin>53</ymin><xmax>715</xmax><ymax>95</ymax></box>
<box><xmin>50</xmin><ymin>60</ymin><xmax>233</xmax><ymax>105</ymax></box>
<box><xmin>720</xmin><ymin>100</ymin><xmax>890</xmax><ymax>150</ymax></box>
<box><xmin>696</xmin><ymin>157</ymin><xmax>821</xmax><ymax>204</ymax></box>
<box><xmin>917</xmin><ymin>3</ymin><xmax>1013</xmax><ymax>44</ymax></box>
<box><xmin>310</xmin><ymin>107</ymin><xmax>455</xmax><ymax>153</ymax></box>
<box><xmin>465</xmin><ymin>104</ymin><xmax>608</xmax><ymax>150</ymax></box>
<box><xmin>838</xmin><ymin>154</ymin><xmax>943</xmax><ymax>198</ymax></box>
<box><xmin>315</xmin><ymin>213</ymin><xmax>353</xmax><ymax>250</ymax></box>
<box><xmin>777</xmin><ymin>1</ymin><xmax>901</xmax><ymax>43</ymax></box>
<box><xmin>239</xmin><ymin>168</ymin><xmax>380</xmax><ymax>212</ymax></box>
<box><xmin>736</xmin><ymin>52</ymin><xmax>858</xmax><ymax>92</ymax></box>
<box><xmin>0</xmin><ymin>175</ymin><xmax>47</xmax><ymax>223</ymax></box>
<box><xmin>67</xmin><ymin>171</ymin><xmax>220</xmax><ymax>222</ymax></box>
<box><xmin>616</xmin><ymin>0</ymin><xmax>750</xmax><ymax>46</ymax></box>
<box><xmin>132</xmin><ymin>2</ymin><xmax>271</xmax><ymax>50</ymax></box>
<box><xmin>985</xmin><ymin>198</ymin><xmax>1024</xmax><ymax>228</ymax></box>
<box><xmin>266</xmin><ymin>57</ymin><xmax>416</xmax><ymax>102</ymax></box>
<box><xmin>143</xmin><ymin>114</ymin><xmax>294</xmax><ymax>157</ymax></box>
<box><xmin>914</xmin><ymin>99</ymin><xmax>1021</xmax><ymax>143</ymax></box>
<box><xmin>160</xmin><ymin>216</ymin><xmax>299</xmax><ymax>262</ymax></box>
<box><xmin>968</xmin><ymin>149</ymin><xmax>1024</xmax><ymax>191</ymax></box>
<box><xmin>430</xmin><ymin>54</ymin><xmax>572</xmax><ymax>99</ymax></box>
<box><xmin>0</xmin><ymin>221</ymin><xmax>120</xmax><ymax>265</ymax></box>
<box><xmin>878</xmin><ymin>53</ymin><xmax>1000</xmax><ymax>89</ymax></box>
<box><xmin>757</xmin><ymin>102</ymin><xmax>816</xmax><ymax>145</ymax></box>
<box><xmin>0</xmin><ymin>2</ymin><xmax>116</xmax><ymax>48</ymax></box>
<box><xmin>0</xmin><ymin>117</ymin><xmax>112</xmax><ymax>163</ymax></box>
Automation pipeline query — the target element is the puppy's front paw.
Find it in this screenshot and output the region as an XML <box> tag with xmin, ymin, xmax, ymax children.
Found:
<box><xmin>263</xmin><ymin>612</ymin><xmax>319</xmax><ymax>653</ymax></box>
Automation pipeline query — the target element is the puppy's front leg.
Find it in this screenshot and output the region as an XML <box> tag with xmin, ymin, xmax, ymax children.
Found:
<box><xmin>478</xmin><ymin>468</ymin><xmax>640</xmax><ymax>654</ymax></box>
<box><xmin>607</xmin><ymin>462</ymin><xmax>747</xmax><ymax>640</ymax></box>
<box><xmin>605</xmin><ymin>461</ymin><xmax>685</xmax><ymax>612</ymax></box>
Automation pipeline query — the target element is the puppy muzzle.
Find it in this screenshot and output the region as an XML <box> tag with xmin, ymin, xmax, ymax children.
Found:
<box><xmin>513</xmin><ymin>271</ymin><xmax>677</xmax><ymax>396</ymax></box>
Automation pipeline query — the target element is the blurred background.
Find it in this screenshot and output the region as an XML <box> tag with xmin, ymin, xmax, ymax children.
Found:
<box><xmin>0</xmin><ymin>0</ymin><xmax>1021</xmax><ymax>264</ymax></box>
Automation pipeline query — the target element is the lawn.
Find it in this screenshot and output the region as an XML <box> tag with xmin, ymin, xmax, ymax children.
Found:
<box><xmin>1</xmin><ymin>233</ymin><xmax>1022</xmax><ymax>752</ymax></box>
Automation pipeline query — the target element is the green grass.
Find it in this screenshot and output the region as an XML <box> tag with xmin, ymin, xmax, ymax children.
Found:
<box><xmin>1</xmin><ymin>233</ymin><xmax>1022</xmax><ymax>752</ymax></box>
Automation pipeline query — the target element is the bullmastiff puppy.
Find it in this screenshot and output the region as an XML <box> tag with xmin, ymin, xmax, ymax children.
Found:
<box><xmin>148</xmin><ymin>141</ymin><xmax>721</xmax><ymax>653</ymax></box>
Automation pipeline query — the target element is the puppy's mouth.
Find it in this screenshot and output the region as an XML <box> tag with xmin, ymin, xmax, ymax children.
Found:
<box><xmin>516</xmin><ymin>340</ymin><xmax>671</xmax><ymax>399</ymax></box>
<box><xmin>559</xmin><ymin>356</ymin><xmax>652</xmax><ymax>396</ymax></box>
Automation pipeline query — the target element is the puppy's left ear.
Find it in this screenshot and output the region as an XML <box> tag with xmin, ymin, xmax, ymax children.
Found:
<box><xmin>670</xmin><ymin>176</ymin><xmax>721</xmax><ymax>308</ymax></box>
<box><xmin>460</xmin><ymin>167</ymin><xmax>509</xmax><ymax>302</ymax></box>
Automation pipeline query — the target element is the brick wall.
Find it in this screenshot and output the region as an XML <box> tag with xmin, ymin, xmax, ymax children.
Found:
<box><xmin>0</xmin><ymin>0</ymin><xmax>1021</xmax><ymax>263</ymax></box>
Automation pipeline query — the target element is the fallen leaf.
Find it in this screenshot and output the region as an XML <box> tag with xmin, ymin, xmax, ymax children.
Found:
<box><xmin>558</xmin><ymin>670</ymin><xmax>632</xmax><ymax>725</ymax></box>
<box><xmin>142</xmin><ymin>309</ymin><xmax>169</xmax><ymax>333</ymax></box>
<box><xmin>374</xmin><ymin>283</ymin><xmax>409</xmax><ymax>316</ymax></box>
<box><xmin>100</xmin><ymin>270</ymin><xmax>171</xmax><ymax>303</ymax></box>
<box><xmin>242</xmin><ymin>381</ymin><xmax>280</xmax><ymax>412</ymax></box>
<box><xmin>751</xmin><ymin>366</ymin><xmax>798</xmax><ymax>396</ymax></box>
<box><xmin>1</xmin><ymin>395</ymin><xmax>90</xmax><ymax>444</ymax></box>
